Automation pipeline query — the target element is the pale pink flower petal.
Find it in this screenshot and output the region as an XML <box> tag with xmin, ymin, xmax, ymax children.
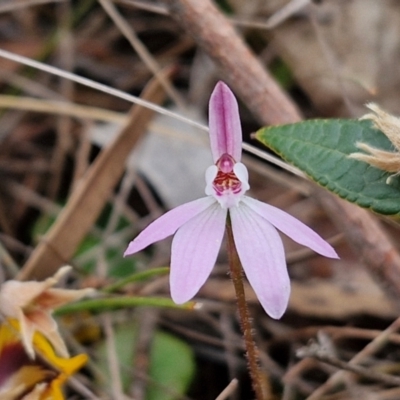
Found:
<box><xmin>230</xmin><ymin>203</ymin><xmax>290</xmax><ymax>319</ymax></box>
<box><xmin>209</xmin><ymin>81</ymin><xmax>242</xmax><ymax>162</ymax></box>
<box><xmin>170</xmin><ymin>203</ymin><xmax>227</xmax><ymax>304</ymax></box>
<box><xmin>124</xmin><ymin>197</ymin><xmax>216</xmax><ymax>256</ymax></box>
<box><xmin>242</xmin><ymin>197</ymin><xmax>339</xmax><ymax>259</ymax></box>
<box><xmin>124</xmin><ymin>81</ymin><xmax>339</xmax><ymax>320</ymax></box>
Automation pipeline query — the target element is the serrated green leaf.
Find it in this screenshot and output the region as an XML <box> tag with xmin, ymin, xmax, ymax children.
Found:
<box><xmin>256</xmin><ymin>119</ymin><xmax>400</xmax><ymax>216</ymax></box>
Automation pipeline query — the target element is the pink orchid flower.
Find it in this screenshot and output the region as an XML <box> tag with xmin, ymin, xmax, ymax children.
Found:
<box><xmin>125</xmin><ymin>81</ymin><xmax>338</xmax><ymax>319</ymax></box>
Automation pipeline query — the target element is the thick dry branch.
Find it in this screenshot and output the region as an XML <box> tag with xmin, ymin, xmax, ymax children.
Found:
<box><xmin>19</xmin><ymin>76</ymin><xmax>167</xmax><ymax>280</ymax></box>
<box><xmin>164</xmin><ymin>0</ymin><xmax>301</xmax><ymax>125</ymax></box>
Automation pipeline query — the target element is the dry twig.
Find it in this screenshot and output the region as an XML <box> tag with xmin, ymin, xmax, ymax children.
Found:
<box><xmin>163</xmin><ymin>0</ymin><xmax>301</xmax><ymax>125</ymax></box>
<box><xmin>306</xmin><ymin>317</ymin><xmax>400</xmax><ymax>399</ymax></box>
<box><xmin>18</xmin><ymin>74</ymin><xmax>168</xmax><ymax>280</ymax></box>
<box><xmin>297</xmin><ymin>339</ymin><xmax>400</xmax><ymax>387</ymax></box>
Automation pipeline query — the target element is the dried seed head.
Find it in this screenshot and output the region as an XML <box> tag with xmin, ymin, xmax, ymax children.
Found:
<box><xmin>349</xmin><ymin>103</ymin><xmax>400</xmax><ymax>183</ymax></box>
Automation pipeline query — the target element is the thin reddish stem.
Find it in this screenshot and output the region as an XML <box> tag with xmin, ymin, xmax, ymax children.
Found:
<box><xmin>226</xmin><ymin>217</ymin><xmax>265</xmax><ymax>400</ymax></box>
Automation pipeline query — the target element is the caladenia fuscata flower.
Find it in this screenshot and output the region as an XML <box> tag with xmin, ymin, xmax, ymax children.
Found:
<box><xmin>0</xmin><ymin>266</ymin><xmax>94</xmax><ymax>359</ymax></box>
<box><xmin>0</xmin><ymin>319</ymin><xmax>87</xmax><ymax>400</ymax></box>
<box><xmin>124</xmin><ymin>81</ymin><xmax>339</xmax><ymax>319</ymax></box>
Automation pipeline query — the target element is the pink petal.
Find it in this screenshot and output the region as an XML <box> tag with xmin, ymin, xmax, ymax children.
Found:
<box><xmin>124</xmin><ymin>197</ymin><xmax>216</xmax><ymax>256</ymax></box>
<box><xmin>170</xmin><ymin>203</ymin><xmax>227</xmax><ymax>304</ymax></box>
<box><xmin>242</xmin><ymin>197</ymin><xmax>339</xmax><ymax>259</ymax></box>
<box><xmin>230</xmin><ymin>203</ymin><xmax>290</xmax><ymax>319</ymax></box>
<box><xmin>209</xmin><ymin>81</ymin><xmax>242</xmax><ymax>163</ymax></box>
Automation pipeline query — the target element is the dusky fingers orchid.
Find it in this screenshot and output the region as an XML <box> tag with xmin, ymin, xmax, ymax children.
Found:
<box><xmin>0</xmin><ymin>319</ymin><xmax>87</xmax><ymax>400</ymax></box>
<box><xmin>0</xmin><ymin>266</ymin><xmax>94</xmax><ymax>359</ymax></box>
<box><xmin>124</xmin><ymin>81</ymin><xmax>338</xmax><ymax>319</ymax></box>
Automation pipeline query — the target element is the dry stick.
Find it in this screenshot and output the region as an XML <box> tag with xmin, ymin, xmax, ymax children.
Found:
<box><xmin>18</xmin><ymin>76</ymin><xmax>167</xmax><ymax>280</ymax></box>
<box><xmin>226</xmin><ymin>218</ymin><xmax>266</xmax><ymax>400</ymax></box>
<box><xmin>215</xmin><ymin>379</ymin><xmax>239</xmax><ymax>400</ymax></box>
<box><xmin>0</xmin><ymin>240</ymin><xmax>19</xmax><ymax>277</ymax></box>
<box><xmin>273</xmin><ymin>325</ymin><xmax>400</xmax><ymax>347</ymax></box>
<box><xmin>131</xmin><ymin>309</ymin><xmax>158</xmax><ymax>399</ymax></box>
<box><xmin>98</xmin><ymin>0</ymin><xmax>185</xmax><ymax>108</ymax></box>
<box><xmin>283</xmin><ymin>357</ymin><xmax>321</xmax><ymax>394</ymax></box>
<box><xmin>219</xmin><ymin>311</ymin><xmax>241</xmax><ymax>400</ymax></box>
<box><xmin>116</xmin><ymin>0</ymin><xmax>169</xmax><ymax>15</ymax></box>
<box><xmin>0</xmin><ymin>48</ymin><xmax>207</xmax><ymax>132</ymax></box>
<box><xmin>305</xmin><ymin>317</ymin><xmax>400</xmax><ymax>399</ymax></box>
<box><xmin>265</xmin><ymin>0</ymin><xmax>311</xmax><ymax>29</ymax></box>
<box><xmin>297</xmin><ymin>341</ymin><xmax>400</xmax><ymax>387</ymax></box>
<box><xmin>163</xmin><ymin>0</ymin><xmax>400</xmax><ymax>301</ymax></box>
<box><xmin>102</xmin><ymin>314</ymin><xmax>125</xmax><ymax>400</ymax></box>
<box><xmin>0</xmin><ymin>0</ymin><xmax>65</xmax><ymax>13</ymax></box>
<box><xmin>68</xmin><ymin>376</ymin><xmax>102</xmax><ymax>400</ymax></box>
<box><xmin>0</xmin><ymin>95</ymin><xmax>126</xmax><ymax>123</ymax></box>
<box><xmin>164</xmin><ymin>0</ymin><xmax>301</xmax><ymax>126</ymax></box>
<box><xmin>50</xmin><ymin>0</ymin><xmax>74</xmax><ymax>200</ymax></box>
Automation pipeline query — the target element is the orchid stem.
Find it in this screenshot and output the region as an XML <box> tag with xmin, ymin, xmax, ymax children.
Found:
<box><xmin>226</xmin><ymin>217</ymin><xmax>265</xmax><ymax>400</ymax></box>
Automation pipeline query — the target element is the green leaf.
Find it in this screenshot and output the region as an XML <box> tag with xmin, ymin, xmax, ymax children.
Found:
<box><xmin>95</xmin><ymin>322</ymin><xmax>196</xmax><ymax>400</ymax></box>
<box><xmin>102</xmin><ymin>267</ymin><xmax>170</xmax><ymax>293</ymax></box>
<box><xmin>55</xmin><ymin>296</ymin><xmax>194</xmax><ymax>315</ymax></box>
<box><xmin>256</xmin><ymin>119</ymin><xmax>400</xmax><ymax>216</ymax></box>
<box><xmin>146</xmin><ymin>331</ymin><xmax>195</xmax><ymax>400</ymax></box>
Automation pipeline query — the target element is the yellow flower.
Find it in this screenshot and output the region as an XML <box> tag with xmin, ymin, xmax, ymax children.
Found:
<box><xmin>0</xmin><ymin>266</ymin><xmax>94</xmax><ymax>359</ymax></box>
<box><xmin>0</xmin><ymin>319</ymin><xmax>87</xmax><ymax>400</ymax></box>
